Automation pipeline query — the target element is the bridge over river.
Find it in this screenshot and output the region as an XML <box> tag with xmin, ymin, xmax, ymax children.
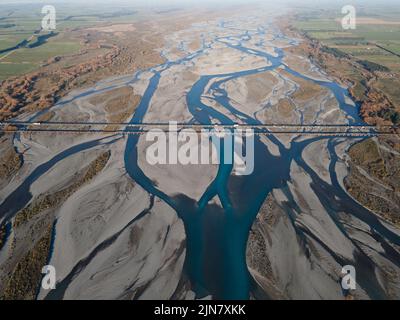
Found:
<box><xmin>0</xmin><ymin>121</ymin><xmax>397</xmax><ymax>137</ymax></box>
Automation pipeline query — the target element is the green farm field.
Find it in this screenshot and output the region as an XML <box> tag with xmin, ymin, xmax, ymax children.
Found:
<box><xmin>0</xmin><ymin>2</ymin><xmax>139</xmax><ymax>80</ymax></box>
<box><xmin>293</xmin><ymin>6</ymin><xmax>400</xmax><ymax>118</ymax></box>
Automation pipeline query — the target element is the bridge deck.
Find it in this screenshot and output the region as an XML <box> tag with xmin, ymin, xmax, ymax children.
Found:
<box><xmin>0</xmin><ymin>121</ymin><xmax>398</xmax><ymax>137</ymax></box>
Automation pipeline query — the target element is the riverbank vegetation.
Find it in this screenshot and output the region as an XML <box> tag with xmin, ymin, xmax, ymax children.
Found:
<box><xmin>0</xmin><ymin>3</ymin><xmax>164</xmax><ymax>122</ymax></box>
<box><xmin>14</xmin><ymin>151</ymin><xmax>111</xmax><ymax>227</ymax></box>
<box><xmin>345</xmin><ymin>138</ymin><xmax>400</xmax><ymax>227</ymax></box>
<box><xmin>1</xmin><ymin>225</ymin><xmax>52</xmax><ymax>300</ymax></box>
<box><xmin>292</xmin><ymin>8</ymin><xmax>400</xmax><ymax>127</ymax></box>
<box><xmin>0</xmin><ymin>3</ymin><xmax>139</xmax><ymax>80</ymax></box>
<box><xmin>0</xmin><ymin>135</ymin><xmax>22</xmax><ymax>184</ymax></box>
<box><xmin>288</xmin><ymin>9</ymin><xmax>400</xmax><ymax>229</ymax></box>
<box><xmin>0</xmin><ymin>151</ymin><xmax>111</xmax><ymax>300</ymax></box>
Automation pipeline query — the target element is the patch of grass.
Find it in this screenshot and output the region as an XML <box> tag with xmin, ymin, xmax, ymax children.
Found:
<box><xmin>346</xmin><ymin>137</ymin><xmax>400</xmax><ymax>227</ymax></box>
<box><xmin>357</xmin><ymin>60</ymin><xmax>390</xmax><ymax>72</ymax></box>
<box><xmin>277</xmin><ymin>98</ymin><xmax>295</xmax><ymax>118</ymax></box>
<box><xmin>0</xmin><ymin>141</ymin><xmax>22</xmax><ymax>181</ymax></box>
<box><xmin>3</xmin><ymin>41</ymin><xmax>81</xmax><ymax>64</ymax></box>
<box><xmin>1</xmin><ymin>226</ymin><xmax>52</xmax><ymax>300</ymax></box>
<box><xmin>0</xmin><ymin>35</ymin><xmax>81</xmax><ymax>79</ymax></box>
<box><xmin>307</xmin><ymin>31</ymin><xmax>341</xmax><ymax>40</ymax></box>
<box><xmin>351</xmin><ymin>81</ymin><xmax>368</xmax><ymax>101</ymax></box>
<box><xmin>56</xmin><ymin>20</ymin><xmax>102</xmax><ymax>31</ymax></box>
<box><xmin>293</xmin><ymin>19</ymin><xmax>340</xmax><ymax>32</ymax></box>
<box><xmin>356</xmin><ymin>30</ymin><xmax>400</xmax><ymax>42</ymax></box>
<box><xmin>294</xmin><ymin>11</ymin><xmax>400</xmax><ymax>124</ymax></box>
<box><xmin>321</xmin><ymin>46</ymin><xmax>348</xmax><ymax>58</ymax></box>
<box><xmin>359</xmin><ymin>55</ymin><xmax>400</xmax><ymax>72</ymax></box>
<box><xmin>335</xmin><ymin>46</ymin><xmax>383</xmax><ymax>56</ymax></box>
<box><xmin>14</xmin><ymin>151</ymin><xmax>111</xmax><ymax>227</ymax></box>
<box><xmin>295</xmin><ymin>12</ymin><xmax>400</xmax><ymax>72</ymax></box>
<box><xmin>0</xmin><ymin>33</ymin><xmax>31</xmax><ymax>51</ymax></box>
<box><xmin>349</xmin><ymin>139</ymin><xmax>382</xmax><ymax>168</ymax></box>
<box><xmin>376</xmin><ymin>78</ymin><xmax>400</xmax><ymax>107</ymax></box>
<box><xmin>378</xmin><ymin>41</ymin><xmax>400</xmax><ymax>55</ymax></box>
<box><xmin>0</xmin><ymin>4</ymin><xmax>133</xmax><ymax>80</ymax></box>
<box><xmin>0</xmin><ymin>62</ymin><xmax>37</xmax><ymax>80</ymax></box>
<box><xmin>0</xmin><ymin>24</ymin><xmax>16</xmax><ymax>29</ymax></box>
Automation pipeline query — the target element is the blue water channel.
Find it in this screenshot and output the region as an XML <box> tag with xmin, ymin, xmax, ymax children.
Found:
<box><xmin>1</xmin><ymin>20</ymin><xmax>399</xmax><ymax>300</ymax></box>
<box><xmin>123</xmin><ymin>23</ymin><xmax>400</xmax><ymax>299</ymax></box>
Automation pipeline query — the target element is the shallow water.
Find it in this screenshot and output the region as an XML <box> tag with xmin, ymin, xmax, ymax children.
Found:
<box><xmin>1</xmin><ymin>18</ymin><xmax>399</xmax><ymax>300</ymax></box>
<box><xmin>122</xmin><ymin>22</ymin><xmax>400</xmax><ymax>299</ymax></box>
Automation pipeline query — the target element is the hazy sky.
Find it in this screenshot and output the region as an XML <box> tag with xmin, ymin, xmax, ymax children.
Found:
<box><xmin>1</xmin><ymin>0</ymin><xmax>399</xmax><ymax>8</ymax></box>
<box><xmin>1</xmin><ymin>0</ymin><xmax>399</xmax><ymax>4</ymax></box>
